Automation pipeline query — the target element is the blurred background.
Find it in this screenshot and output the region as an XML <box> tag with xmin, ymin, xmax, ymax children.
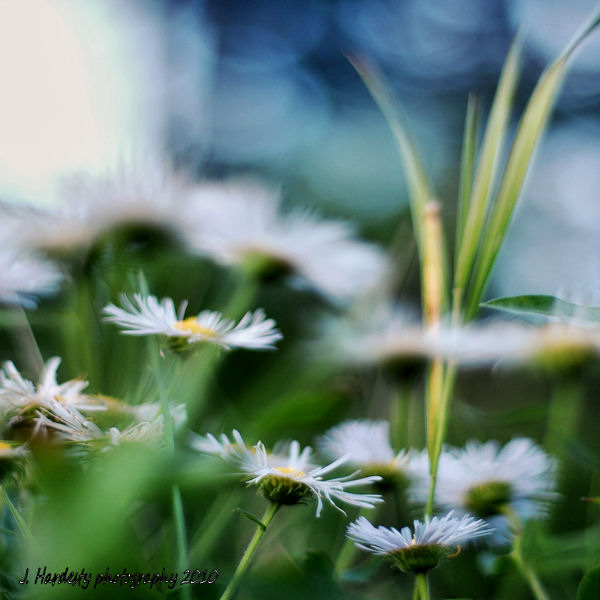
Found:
<box><xmin>2</xmin><ymin>0</ymin><xmax>600</xmax><ymax>301</ymax></box>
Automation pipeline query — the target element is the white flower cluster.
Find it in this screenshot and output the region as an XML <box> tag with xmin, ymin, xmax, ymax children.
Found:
<box><xmin>0</xmin><ymin>358</ymin><xmax>185</xmax><ymax>452</ymax></box>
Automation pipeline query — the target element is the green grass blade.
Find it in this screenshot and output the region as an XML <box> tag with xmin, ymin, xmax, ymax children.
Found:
<box><xmin>453</xmin><ymin>39</ymin><xmax>521</xmax><ymax>309</ymax></box>
<box><xmin>455</xmin><ymin>94</ymin><xmax>480</xmax><ymax>258</ymax></box>
<box><xmin>348</xmin><ymin>54</ymin><xmax>433</xmax><ymax>256</ymax></box>
<box><xmin>465</xmin><ymin>10</ymin><xmax>600</xmax><ymax>321</ymax></box>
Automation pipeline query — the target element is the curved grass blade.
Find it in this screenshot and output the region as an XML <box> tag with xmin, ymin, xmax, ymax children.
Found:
<box><xmin>465</xmin><ymin>9</ymin><xmax>600</xmax><ymax>321</ymax></box>
<box><xmin>455</xmin><ymin>94</ymin><xmax>480</xmax><ymax>260</ymax></box>
<box><xmin>349</xmin><ymin>55</ymin><xmax>448</xmax><ymax>312</ymax></box>
<box><xmin>453</xmin><ymin>39</ymin><xmax>521</xmax><ymax>314</ymax></box>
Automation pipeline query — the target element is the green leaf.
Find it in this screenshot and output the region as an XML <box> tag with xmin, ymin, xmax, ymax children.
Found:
<box><xmin>577</xmin><ymin>564</ymin><xmax>600</xmax><ymax>600</ymax></box>
<box><xmin>466</xmin><ymin>9</ymin><xmax>600</xmax><ymax>320</ymax></box>
<box><xmin>482</xmin><ymin>295</ymin><xmax>600</xmax><ymax>322</ymax></box>
<box><xmin>234</xmin><ymin>507</ymin><xmax>267</xmax><ymax>530</ymax></box>
<box><xmin>454</xmin><ymin>39</ymin><xmax>521</xmax><ymax>303</ymax></box>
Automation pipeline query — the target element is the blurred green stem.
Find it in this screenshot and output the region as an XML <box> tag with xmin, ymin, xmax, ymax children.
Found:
<box><xmin>150</xmin><ymin>341</ymin><xmax>190</xmax><ymax>600</ymax></box>
<box><xmin>511</xmin><ymin>533</ymin><xmax>551</xmax><ymax>600</ymax></box>
<box><xmin>506</xmin><ymin>507</ymin><xmax>552</xmax><ymax>600</ymax></box>
<box><xmin>0</xmin><ymin>486</ymin><xmax>34</xmax><ymax>546</ymax></box>
<box><xmin>335</xmin><ymin>505</ymin><xmax>379</xmax><ymax>576</ymax></box>
<box><xmin>10</xmin><ymin>307</ymin><xmax>44</xmax><ymax>380</ymax></box>
<box><xmin>220</xmin><ymin>502</ymin><xmax>280</xmax><ymax>600</ymax></box>
<box><xmin>544</xmin><ymin>379</ymin><xmax>581</xmax><ymax>456</ymax></box>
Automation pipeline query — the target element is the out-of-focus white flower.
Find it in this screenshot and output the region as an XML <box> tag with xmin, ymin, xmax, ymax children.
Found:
<box><xmin>346</xmin><ymin>512</ymin><xmax>492</xmax><ymax>573</ymax></box>
<box><xmin>0</xmin><ymin>161</ymin><xmax>195</xmax><ymax>253</ymax></box>
<box><xmin>424</xmin><ymin>438</ymin><xmax>557</xmax><ymax>542</ymax></box>
<box><xmin>319</xmin><ymin>420</ymin><xmax>417</xmax><ymax>486</ymax></box>
<box><xmin>0</xmin><ymin>242</ymin><xmax>62</xmax><ymax>307</ymax></box>
<box><xmin>103</xmin><ymin>293</ymin><xmax>282</xmax><ymax>351</ymax></box>
<box><xmin>192</xmin><ymin>429</ymin><xmax>383</xmax><ymax>517</ymax></box>
<box><xmin>183</xmin><ymin>181</ymin><xmax>388</xmax><ymax>303</ymax></box>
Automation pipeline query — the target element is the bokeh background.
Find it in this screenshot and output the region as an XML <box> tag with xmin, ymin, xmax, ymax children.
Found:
<box><xmin>2</xmin><ymin>0</ymin><xmax>600</xmax><ymax>300</ymax></box>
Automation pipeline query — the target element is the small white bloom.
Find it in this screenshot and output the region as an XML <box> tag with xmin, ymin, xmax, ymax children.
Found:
<box><xmin>0</xmin><ymin>357</ymin><xmax>100</xmax><ymax>417</ymax></box>
<box><xmin>0</xmin><ymin>241</ymin><xmax>62</xmax><ymax>307</ymax></box>
<box><xmin>318</xmin><ymin>420</ymin><xmax>417</xmax><ymax>485</ymax></box>
<box><xmin>192</xmin><ymin>429</ymin><xmax>383</xmax><ymax>517</ymax></box>
<box><xmin>346</xmin><ymin>512</ymin><xmax>492</xmax><ymax>573</ymax></box>
<box><xmin>429</xmin><ymin>438</ymin><xmax>557</xmax><ymax>541</ymax></box>
<box><xmin>103</xmin><ymin>293</ymin><xmax>282</xmax><ymax>350</ymax></box>
<box><xmin>183</xmin><ymin>181</ymin><xmax>388</xmax><ymax>303</ymax></box>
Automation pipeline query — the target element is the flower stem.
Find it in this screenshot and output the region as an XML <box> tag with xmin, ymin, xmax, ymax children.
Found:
<box><xmin>335</xmin><ymin>505</ymin><xmax>379</xmax><ymax>576</ymax></box>
<box><xmin>220</xmin><ymin>502</ymin><xmax>280</xmax><ymax>600</ymax></box>
<box><xmin>509</xmin><ymin>513</ymin><xmax>552</xmax><ymax>600</ymax></box>
<box><xmin>415</xmin><ymin>573</ymin><xmax>430</xmax><ymax>600</ymax></box>
<box><xmin>150</xmin><ymin>342</ymin><xmax>190</xmax><ymax>600</ymax></box>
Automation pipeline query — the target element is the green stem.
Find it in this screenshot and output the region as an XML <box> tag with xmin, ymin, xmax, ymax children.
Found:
<box><xmin>150</xmin><ymin>342</ymin><xmax>190</xmax><ymax>600</ymax></box>
<box><xmin>220</xmin><ymin>502</ymin><xmax>280</xmax><ymax>600</ymax></box>
<box><xmin>509</xmin><ymin>511</ymin><xmax>552</xmax><ymax>600</ymax></box>
<box><xmin>0</xmin><ymin>486</ymin><xmax>34</xmax><ymax>546</ymax></box>
<box><xmin>415</xmin><ymin>573</ymin><xmax>430</xmax><ymax>600</ymax></box>
<box><xmin>335</xmin><ymin>505</ymin><xmax>379</xmax><ymax>576</ymax></box>
<box><xmin>10</xmin><ymin>307</ymin><xmax>44</xmax><ymax>380</ymax></box>
<box><xmin>512</xmin><ymin>536</ymin><xmax>551</xmax><ymax>600</ymax></box>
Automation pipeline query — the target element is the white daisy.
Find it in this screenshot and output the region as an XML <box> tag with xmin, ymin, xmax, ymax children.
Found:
<box><xmin>429</xmin><ymin>438</ymin><xmax>557</xmax><ymax>541</ymax></box>
<box><xmin>319</xmin><ymin>302</ymin><xmax>436</xmax><ymax>368</ymax></box>
<box><xmin>0</xmin><ymin>241</ymin><xmax>62</xmax><ymax>307</ymax></box>
<box><xmin>103</xmin><ymin>293</ymin><xmax>282</xmax><ymax>350</ymax></box>
<box><xmin>0</xmin><ymin>357</ymin><xmax>101</xmax><ymax>418</ymax></box>
<box><xmin>318</xmin><ymin>420</ymin><xmax>417</xmax><ymax>486</ymax></box>
<box><xmin>0</xmin><ymin>161</ymin><xmax>195</xmax><ymax>253</ymax></box>
<box><xmin>346</xmin><ymin>512</ymin><xmax>491</xmax><ymax>573</ymax></box>
<box><xmin>192</xmin><ymin>429</ymin><xmax>383</xmax><ymax>517</ymax></box>
<box><xmin>183</xmin><ymin>181</ymin><xmax>388</xmax><ymax>303</ymax></box>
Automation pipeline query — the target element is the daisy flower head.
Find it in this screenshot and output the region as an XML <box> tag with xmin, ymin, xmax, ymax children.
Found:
<box><xmin>0</xmin><ymin>160</ymin><xmax>195</xmax><ymax>255</ymax></box>
<box><xmin>346</xmin><ymin>512</ymin><xmax>492</xmax><ymax>574</ymax></box>
<box><xmin>318</xmin><ymin>420</ymin><xmax>417</xmax><ymax>488</ymax></box>
<box><xmin>192</xmin><ymin>429</ymin><xmax>383</xmax><ymax>517</ymax></box>
<box><xmin>431</xmin><ymin>438</ymin><xmax>557</xmax><ymax>541</ymax></box>
<box><xmin>183</xmin><ymin>181</ymin><xmax>388</xmax><ymax>303</ymax></box>
<box><xmin>0</xmin><ymin>357</ymin><xmax>102</xmax><ymax>435</ymax></box>
<box><xmin>319</xmin><ymin>302</ymin><xmax>433</xmax><ymax>372</ymax></box>
<box><xmin>103</xmin><ymin>293</ymin><xmax>282</xmax><ymax>352</ymax></box>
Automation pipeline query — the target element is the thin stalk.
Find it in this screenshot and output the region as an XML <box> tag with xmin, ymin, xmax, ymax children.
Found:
<box><xmin>0</xmin><ymin>486</ymin><xmax>34</xmax><ymax>546</ymax></box>
<box><xmin>150</xmin><ymin>342</ymin><xmax>190</xmax><ymax>600</ymax></box>
<box><xmin>512</xmin><ymin>532</ymin><xmax>552</xmax><ymax>600</ymax></box>
<box><xmin>415</xmin><ymin>573</ymin><xmax>430</xmax><ymax>600</ymax></box>
<box><xmin>10</xmin><ymin>307</ymin><xmax>44</xmax><ymax>379</ymax></box>
<box><xmin>220</xmin><ymin>502</ymin><xmax>280</xmax><ymax>600</ymax></box>
<box><xmin>335</xmin><ymin>505</ymin><xmax>379</xmax><ymax>576</ymax></box>
<box><xmin>544</xmin><ymin>378</ymin><xmax>581</xmax><ymax>456</ymax></box>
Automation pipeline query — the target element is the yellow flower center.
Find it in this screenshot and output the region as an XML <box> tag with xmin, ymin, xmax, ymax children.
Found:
<box><xmin>275</xmin><ymin>466</ymin><xmax>306</xmax><ymax>478</ymax></box>
<box><xmin>0</xmin><ymin>442</ymin><xmax>12</xmax><ymax>451</ymax></box>
<box><xmin>174</xmin><ymin>318</ymin><xmax>217</xmax><ymax>337</ymax></box>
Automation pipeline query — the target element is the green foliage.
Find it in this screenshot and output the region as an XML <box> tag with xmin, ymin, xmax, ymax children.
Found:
<box><xmin>577</xmin><ymin>565</ymin><xmax>600</xmax><ymax>600</ymax></box>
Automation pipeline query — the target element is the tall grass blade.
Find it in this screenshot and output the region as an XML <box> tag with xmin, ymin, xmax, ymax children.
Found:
<box><xmin>465</xmin><ymin>9</ymin><xmax>600</xmax><ymax>320</ymax></box>
<box><xmin>453</xmin><ymin>39</ymin><xmax>521</xmax><ymax>314</ymax></box>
